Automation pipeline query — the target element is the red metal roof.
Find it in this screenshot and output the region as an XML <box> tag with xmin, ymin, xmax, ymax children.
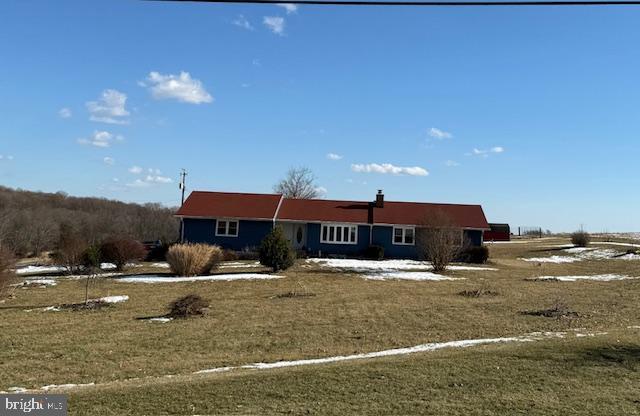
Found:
<box><xmin>277</xmin><ymin>199</ymin><xmax>371</xmax><ymax>223</ymax></box>
<box><xmin>176</xmin><ymin>191</ymin><xmax>489</xmax><ymax>230</ymax></box>
<box><xmin>175</xmin><ymin>191</ymin><xmax>282</xmax><ymax>220</ymax></box>
<box><xmin>372</xmin><ymin>201</ymin><xmax>489</xmax><ymax>229</ymax></box>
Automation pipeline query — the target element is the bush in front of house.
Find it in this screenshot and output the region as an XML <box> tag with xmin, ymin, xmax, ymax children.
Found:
<box><xmin>166</xmin><ymin>243</ymin><xmax>223</xmax><ymax>276</ymax></box>
<box><xmin>259</xmin><ymin>226</ymin><xmax>295</xmax><ymax>272</ymax></box>
<box><xmin>168</xmin><ymin>294</ymin><xmax>209</xmax><ymax>318</ymax></box>
<box><xmin>100</xmin><ymin>238</ymin><xmax>147</xmax><ymax>271</ymax></box>
<box><xmin>462</xmin><ymin>245</ymin><xmax>490</xmax><ymax>264</ymax></box>
<box><xmin>571</xmin><ymin>231</ymin><xmax>591</xmax><ymax>247</ymax></box>
<box><xmin>0</xmin><ymin>246</ymin><xmax>17</xmax><ymax>300</ymax></box>
<box><xmin>365</xmin><ymin>245</ymin><xmax>385</xmax><ymax>260</ymax></box>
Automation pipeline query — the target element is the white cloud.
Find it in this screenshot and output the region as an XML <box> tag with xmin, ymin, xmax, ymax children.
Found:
<box><xmin>315</xmin><ymin>186</ymin><xmax>328</xmax><ymax>196</ymax></box>
<box><xmin>145</xmin><ymin>71</ymin><xmax>213</xmax><ymax>104</ymax></box>
<box><xmin>277</xmin><ymin>3</ymin><xmax>298</xmax><ymax>13</ymax></box>
<box><xmin>471</xmin><ymin>146</ymin><xmax>505</xmax><ymax>157</ymax></box>
<box><xmin>233</xmin><ymin>14</ymin><xmax>254</xmax><ymax>30</ymax></box>
<box><xmin>428</xmin><ymin>127</ymin><xmax>452</xmax><ymax>140</ymax></box>
<box><xmin>126</xmin><ymin>179</ymin><xmax>150</xmax><ymax>188</ymax></box>
<box><xmin>0</xmin><ymin>155</ymin><xmax>14</xmax><ymax>161</ymax></box>
<box><xmin>263</xmin><ymin>16</ymin><xmax>285</xmax><ymax>35</ymax></box>
<box><xmin>78</xmin><ymin>131</ymin><xmax>123</xmax><ymax>148</ymax></box>
<box><xmin>58</xmin><ymin>107</ymin><xmax>72</xmax><ymax>119</ymax></box>
<box><xmin>148</xmin><ymin>168</ymin><xmax>161</xmax><ymax>175</ymax></box>
<box><xmin>86</xmin><ymin>89</ymin><xmax>130</xmax><ymax>125</ymax></box>
<box><xmin>103</xmin><ymin>157</ymin><xmax>115</xmax><ymax>166</ymax></box>
<box><xmin>241</xmin><ymin>83</ymin><xmax>251</xmax><ymax>88</ymax></box>
<box><xmin>126</xmin><ymin>173</ymin><xmax>172</xmax><ymax>187</ymax></box>
<box><xmin>326</xmin><ymin>153</ymin><xmax>343</xmax><ymax>161</ymax></box>
<box><xmin>252</xmin><ymin>58</ymin><xmax>261</xmax><ymax>67</ymax></box>
<box><xmin>351</xmin><ymin>163</ymin><xmax>429</xmax><ymax>177</ymax></box>
<box><xmin>128</xmin><ymin>165</ymin><xmax>143</xmax><ymax>174</ymax></box>
<box><xmin>444</xmin><ymin>160</ymin><xmax>460</xmax><ymax>167</ymax></box>
<box><xmin>146</xmin><ymin>175</ymin><xmax>173</xmax><ymax>184</ymax></box>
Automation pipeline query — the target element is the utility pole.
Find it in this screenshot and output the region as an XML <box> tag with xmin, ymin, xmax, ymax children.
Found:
<box><xmin>179</xmin><ymin>169</ymin><xmax>187</xmax><ymax>243</ymax></box>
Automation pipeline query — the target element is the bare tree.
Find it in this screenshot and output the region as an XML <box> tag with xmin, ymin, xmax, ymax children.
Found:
<box><xmin>274</xmin><ymin>167</ymin><xmax>321</xmax><ymax>199</ymax></box>
<box><xmin>416</xmin><ymin>210</ymin><xmax>462</xmax><ymax>272</ymax></box>
<box><xmin>0</xmin><ymin>245</ymin><xmax>17</xmax><ymax>300</ymax></box>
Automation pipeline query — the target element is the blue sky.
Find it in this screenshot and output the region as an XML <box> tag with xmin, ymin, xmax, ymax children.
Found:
<box><xmin>1</xmin><ymin>0</ymin><xmax>639</xmax><ymax>232</ymax></box>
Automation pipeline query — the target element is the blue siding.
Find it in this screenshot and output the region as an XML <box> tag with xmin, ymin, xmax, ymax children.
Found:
<box><xmin>183</xmin><ymin>218</ymin><xmax>273</xmax><ymax>250</ymax></box>
<box><xmin>372</xmin><ymin>226</ymin><xmax>418</xmax><ymax>259</ymax></box>
<box><xmin>305</xmin><ymin>223</ymin><xmax>370</xmax><ymax>256</ymax></box>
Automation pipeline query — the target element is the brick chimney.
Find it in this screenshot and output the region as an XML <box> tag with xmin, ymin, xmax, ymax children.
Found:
<box><xmin>375</xmin><ymin>190</ymin><xmax>384</xmax><ymax>208</ymax></box>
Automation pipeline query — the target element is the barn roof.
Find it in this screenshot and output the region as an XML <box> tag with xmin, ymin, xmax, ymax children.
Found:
<box><xmin>176</xmin><ymin>191</ymin><xmax>489</xmax><ymax>230</ymax></box>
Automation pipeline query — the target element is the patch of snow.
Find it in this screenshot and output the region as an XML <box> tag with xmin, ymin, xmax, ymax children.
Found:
<box><xmin>521</xmin><ymin>256</ymin><xmax>580</xmax><ymax>264</ymax></box>
<box><xmin>617</xmin><ymin>253</ymin><xmax>640</xmax><ymax>261</ymax></box>
<box><xmin>147</xmin><ymin>317</ymin><xmax>173</xmax><ymax>323</ymax></box>
<box><xmin>41</xmin><ymin>383</ymin><xmax>95</xmax><ymax>391</ymax></box>
<box><xmin>219</xmin><ymin>261</ymin><xmax>262</xmax><ymax>268</ymax></box>
<box><xmin>43</xmin><ymin>306</ymin><xmax>60</xmax><ymax>312</ymax></box>
<box><xmin>308</xmin><ymin>258</ymin><xmax>496</xmax><ymax>273</ymax></box>
<box><xmin>576</xmin><ymin>332</ymin><xmax>608</xmax><ymax>337</ymax></box>
<box><xmin>533</xmin><ymin>274</ymin><xmax>636</xmax><ymax>282</ymax></box>
<box><xmin>97</xmin><ymin>295</ymin><xmax>129</xmax><ymax>303</ymax></box>
<box><xmin>7</xmin><ymin>387</ymin><xmax>28</xmax><ymax>393</ymax></box>
<box><xmin>22</xmin><ymin>279</ymin><xmax>57</xmax><ymax>286</ymax></box>
<box><xmin>16</xmin><ymin>265</ymin><xmax>66</xmax><ymax>275</ymax></box>
<box><xmin>197</xmin><ymin>333</ymin><xmax>560</xmax><ymax>374</ymax></box>
<box><xmin>363</xmin><ymin>271</ymin><xmax>461</xmax><ymax>281</ymax></box>
<box><xmin>564</xmin><ymin>247</ymin><xmax>593</xmax><ymax>254</ymax></box>
<box><xmin>150</xmin><ymin>262</ymin><xmax>170</xmax><ymax>268</ymax></box>
<box><xmin>118</xmin><ymin>274</ymin><xmax>283</xmax><ymax>283</ymax></box>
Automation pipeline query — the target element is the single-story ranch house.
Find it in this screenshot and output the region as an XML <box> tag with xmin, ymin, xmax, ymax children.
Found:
<box><xmin>176</xmin><ymin>190</ymin><xmax>489</xmax><ymax>259</ymax></box>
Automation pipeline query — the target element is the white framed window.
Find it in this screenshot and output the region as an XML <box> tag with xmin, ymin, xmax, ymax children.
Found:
<box><xmin>216</xmin><ymin>219</ymin><xmax>239</xmax><ymax>237</ymax></box>
<box><xmin>321</xmin><ymin>224</ymin><xmax>357</xmax><ymax>245</ymax></box>
<box><xmin>393</xmin><ymin>226</ymin><xmax>415</xmax><ymax>245</ymax></box>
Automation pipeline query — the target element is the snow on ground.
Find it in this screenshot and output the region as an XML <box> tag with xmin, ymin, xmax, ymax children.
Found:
<box><xmin>98</xmin><ymin>295</ymin><xmax>129</xmax><ymax>303</ymax></box>
<box><xmin>307</xmin><ymin>258</ymin><xmax>496</xmax><ymax>273</ymax></box>
<box><xmin>150</xmin><ymin>262</ymin><xmax>170</xmax><ymax>268</ymax></box>
<box><xmin>533</xmin><ymin>274</ymin><xmax>637</xmax><ymax>282</ymax></box>
<box><xmin>219</xmin><ymin>261</ymin><xmax>262</xmax><ymax>268</ymax></box>
<box><xmin>15</xmin><ymin>265</ymin><xmax>67</xmax><ymax>275</ymax></box>
<box><xmin>196</xmin><ymin>331</ymin><xmax>567</xmax><ymax>374</ymax></box>
<box><xmin>21</xmin><ymin>278</ymin><xmax>57</xmax><ymax>287</ymax></box>
<box><xmin>147</xmin><ymin>317</ymin><xmax>173</xmax><ymax>323</ymax></box>
<box><xmin>521</xmin><ymin>246</ymin><xmax>638</xmax><ymax>263</ymax></box>
<box><xmin>521</xmin><ymin>256</ymin><xmax>580</xmax><ymax>264</ymax></box>
<box><xmin>362</xmin><ymin>271</ymin><xmax>461</xmax><ymax>281</ymax></box>
<box><xmin>12</xmin><ymin>330</ymin><xmax>621</xmax><ymax>393</ymax></box>
<box><xmin>118</xmin><ymin>273</ymin><xmax>283</xmax><ymax>283</ymax></box>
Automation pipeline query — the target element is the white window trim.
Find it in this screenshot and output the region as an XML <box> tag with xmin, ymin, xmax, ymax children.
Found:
<box><xmin>392</xmin><ymin>226</ymin><xmax>415</xmax><ymax>246</ymax></box>
<box><xmin>320</xmin><ymin>223</ymin><xmax>358</xmax><ymax>245</ymax></box>
<box><xmin>215</xmin><ymin>219</ymin><xmax>239</xmax><ymax>237</ymax></box>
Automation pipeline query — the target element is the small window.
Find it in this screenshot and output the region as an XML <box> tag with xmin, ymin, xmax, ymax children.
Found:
<box><xmin>393</xmin><ymin>226</ymin><xmax>415</xmax><ymax>246</ymax></box>
<box><xmin>215</xmin><ymin>219</ymin><xmax>239</xmax><ymax>237</ymax></box>
<box><xmin>320</xmin><ymin>224</ymin><xmax>357</xmax><ymax>244</ymax></box>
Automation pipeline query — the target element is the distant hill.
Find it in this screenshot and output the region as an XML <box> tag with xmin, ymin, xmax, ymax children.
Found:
<box><xmin>0</xmin><ymin>186</ymin><xmax>179</xmax><ymax>256</ymax></box>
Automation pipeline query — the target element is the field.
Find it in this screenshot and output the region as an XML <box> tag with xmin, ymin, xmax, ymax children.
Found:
<box><xmin>2</xmin><ymin>237</ymin><xmax>640</xmax><ymax>415</ymax></box>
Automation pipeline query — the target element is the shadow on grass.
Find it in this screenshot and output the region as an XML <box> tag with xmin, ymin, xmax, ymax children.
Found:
<box><xmin>573</xmin><ymin>345</ymin><xmax>640</xmax><ymax>370</ymax></box>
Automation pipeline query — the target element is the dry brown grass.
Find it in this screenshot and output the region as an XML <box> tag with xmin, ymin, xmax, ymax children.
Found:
<box><xmin>1</xmin><ymin>236</ymin><xmax>640</xmax><ymax>414</ymax></box>
<box><xmin>165</xmin><ymin>243</ymin><xmax>223</xmax><ymax>276</ymax></box>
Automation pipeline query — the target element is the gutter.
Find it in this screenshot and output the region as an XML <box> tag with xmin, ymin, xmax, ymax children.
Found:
<box><xmin>272</xmin><ymin>195</ymin><xmax>285</xmax><ymax>229</ymax></box>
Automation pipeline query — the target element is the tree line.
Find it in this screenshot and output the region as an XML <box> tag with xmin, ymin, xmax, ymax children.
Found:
<box><xmin>0</xmin><ymin>186</ymin><xmax>179</xmax><ymax>257</ymax></box>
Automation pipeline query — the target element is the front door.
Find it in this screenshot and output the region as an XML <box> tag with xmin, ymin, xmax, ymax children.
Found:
<box><xmin>292</xmin><ymin>223</ymin><xmax>306</xmax><ymax>250</ymax></box>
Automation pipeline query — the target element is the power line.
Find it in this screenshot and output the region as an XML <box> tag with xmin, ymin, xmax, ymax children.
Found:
<box><xmin>145</xmin><ymin>0</ymin><xmax>640</xmax><ymax>6</ymax></box>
